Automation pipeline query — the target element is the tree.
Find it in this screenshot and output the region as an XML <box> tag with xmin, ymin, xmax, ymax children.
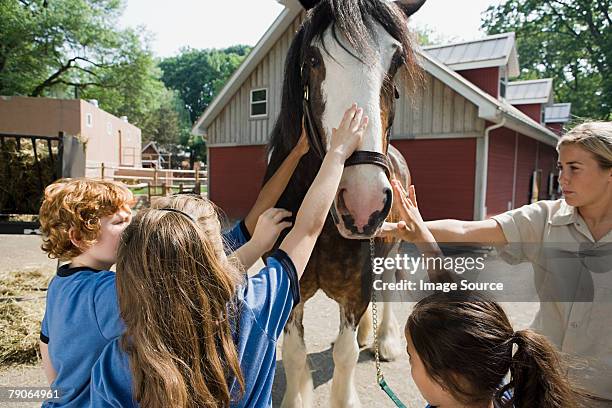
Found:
<box><xmin>140</xmin><ymin>89</ymin><xmax>190</xmax><ymax>147</ymax></box>
<box><xmin>481</xmin><ymin>0</ymin><xmax>611</xmax><ymax>120</ymax></box>
<box><xmin>0</xmin><ymin>0</ymin><xmax>166</xmax><ymax>127</ymax></box>
<box><xmin>159</xmin><ymin>46</ymin><xmax>251</xmax><ymax>124</ymax></box>
<box><xmin>158</xmin><ymin>46</ymin><xmax>251</xmax><ymax>167</ymax></box>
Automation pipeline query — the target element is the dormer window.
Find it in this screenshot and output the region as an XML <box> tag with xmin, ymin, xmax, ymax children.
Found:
<box><xmin>499</xmin><ymin>67</ymin><xmax>508</xmax><ymax>99</ymax></box>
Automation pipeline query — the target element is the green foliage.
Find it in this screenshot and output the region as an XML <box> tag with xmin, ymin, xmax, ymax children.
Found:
<box><xmin>481</xmin><ymin>0</ymin><xmax>611</xmax><ymax>120</ymax></box>
<box><xmin>159</xmin><ymin>46</ymin><xmax>251</xmax><ymax>123</ymax></box>
<box><xmin>0</xmin><ymin>0</ymin><xmax>165</xmax><ymax>128</ymax></box>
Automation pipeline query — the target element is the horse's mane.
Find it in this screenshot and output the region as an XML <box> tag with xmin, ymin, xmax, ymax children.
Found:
<box><xmin>263</xmin><ymin>0</ymin><xmax>421</xmax><ymax>214</ymax></box>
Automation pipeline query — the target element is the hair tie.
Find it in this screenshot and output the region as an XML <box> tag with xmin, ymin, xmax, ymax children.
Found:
<box><xmin>158</xmin><ymin>207</ymin><xmax>196</xmax><ymax>222</ymax></box>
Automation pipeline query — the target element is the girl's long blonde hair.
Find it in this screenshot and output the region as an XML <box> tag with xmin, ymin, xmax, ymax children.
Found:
<box><xmin>116</xmin><ymin>195</ymin><xmax>245</xmax><ymax>408</ymax></box>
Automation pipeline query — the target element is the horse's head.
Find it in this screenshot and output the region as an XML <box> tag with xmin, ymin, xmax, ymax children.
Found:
<box><xmin>266</xmin><ymin>0</ymin><xmax>425</xmax><ymax>239</ymax></box>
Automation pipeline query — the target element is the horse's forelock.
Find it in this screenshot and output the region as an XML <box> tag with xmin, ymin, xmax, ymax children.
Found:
<box><xmin>264</xmin><ymin>0</ymin><xmax>421</xmax><ymax>187</ymax></box>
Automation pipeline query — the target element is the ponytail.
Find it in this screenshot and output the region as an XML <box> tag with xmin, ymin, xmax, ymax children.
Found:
<box><xmin>503</xmin><ymin>329</ymin><xmax>580</xmax><ymax>408</ymax></box>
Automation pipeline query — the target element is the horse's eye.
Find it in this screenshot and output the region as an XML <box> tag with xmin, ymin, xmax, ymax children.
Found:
<box><xmin>309</xmin><ymin>56</ymin><xmax>319</xmax><ymax>68</ymax></box>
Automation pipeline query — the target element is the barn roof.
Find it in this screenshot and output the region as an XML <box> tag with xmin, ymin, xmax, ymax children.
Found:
<box><xmin>422</xmin><ymin>32</ymin><xmax>520</xmax><ymax>77</ymax></box>
<box><xmin>544</xmin><ymin>103</ymin><xmax>572</xmax><ymax>123</ymax></box>
<box><xmin>193</xmin><ymin>1</ymin><xmax>558</xmax><ymax>146</ymax></box>
<box><xmin>141</xmin><ymin>141</ymin><xmax>161</xmax><ymax>155</ymax></box>
<box><xmin>506</xmin><ymin>78</ymin><xmax>554</xmax><ymax>105</ymax></box>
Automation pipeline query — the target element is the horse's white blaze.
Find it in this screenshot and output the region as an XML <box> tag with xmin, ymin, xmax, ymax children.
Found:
<box><xmin>331</xmin><ymin>310</ymin><xmax>361</xmax><ymax>408</ymax></box>
<box><xmin>317</xmin><ymin>24</ymin><xmax>398</xmax><ymax>235</ymax></box>
<box><xmin>281</xmin><ymin>319</ymin><xmax>313</xmax><ymax>408</ymax></box>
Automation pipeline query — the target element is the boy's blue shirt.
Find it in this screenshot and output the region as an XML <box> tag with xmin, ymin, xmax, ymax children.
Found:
<box><xmin>40</xmin><ymin>220</ymin><xmax>251</xmax><ymax>407</ymax></box>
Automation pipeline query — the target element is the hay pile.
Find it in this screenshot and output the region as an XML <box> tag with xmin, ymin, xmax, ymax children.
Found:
<box><xmin>0</xmin><ymin>268</ymin><xmax>53</xmax><ymax>366</ymax></box>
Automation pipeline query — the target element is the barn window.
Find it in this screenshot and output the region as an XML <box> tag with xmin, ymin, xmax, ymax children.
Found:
<box><xmin>250</xmin><ymin>88</ymin><xmax>267</xmax><ymax>118</ymax></box>
<box><xmin>499</xmin><ymin>67</ymin><xmax>508</xmax><ymax>99</ymax></box>
<box><xmin>86</xmin><ymin>113</ymin><xmax>93</xmax><ymax>127</ymax></box>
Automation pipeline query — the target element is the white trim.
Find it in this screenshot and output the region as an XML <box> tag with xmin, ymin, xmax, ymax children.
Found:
<box><xmin>249</xmin><ymin>87</ymin><xmax>268</xmax><ymax>119</ymax></box>
<box><xmin>441</xmin><ymin>58</ymin><xmax>509</xmax><ymax>72</ymax></box>
<box><xmin>473</xmin><ymin>134</ymin><xmax>487</xmax><ymax>220</ymax></box>
<box><xmin>192</xmin><ymin>4</ymin><xmax>301</xmax><ymax>135</ymax></box>
<box><xmin>506</xmin><ymin>97</ymin><xmax>551</xmax><ymax>105</ymax></box>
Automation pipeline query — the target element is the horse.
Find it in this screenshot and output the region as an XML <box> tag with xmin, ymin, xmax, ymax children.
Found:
<box><xmin>263</xmin><ymin>1</ymin><xmax>426</xmax><ymax>406</ymax></box>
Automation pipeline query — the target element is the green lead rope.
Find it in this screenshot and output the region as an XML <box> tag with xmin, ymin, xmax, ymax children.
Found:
<box><xmin>369</xmin><ymin>238</ymin><xmax>410</xmax><ymax>408</ymax></box>
<box><xmin>379</xmin><ymin>378</ymin><xmax>408</xmax><ymax>408</ymax></box>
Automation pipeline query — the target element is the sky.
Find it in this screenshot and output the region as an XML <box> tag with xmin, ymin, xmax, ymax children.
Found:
<box><xmin>119</xmin><ymin>0</ymin><xmax>504</xmax><ymax>58</ymax></box>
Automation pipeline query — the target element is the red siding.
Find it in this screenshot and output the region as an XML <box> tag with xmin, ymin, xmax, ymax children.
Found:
<box><xmin>546</xmin><ymin>123</ymin><xmax>564</xmax><ymax>136</ymax></box>
<box><xmin>537</xmin><ymin>143</ymin><xmax>558</xmax><ymax>199</ymax></box>
<box><xmin>209</xmin><ymin>145</ymin><xmax>267</xmax><ymax>219</ymax></box>
<box><xmin>515</xmin><ymin>104</ymin><xmax>543</xmax><ymax>123</ymax></box>
<box><xmin>457</xmin><ymin>67</ymin><xmax>499</xmax><ymax>98</ymax></box>
<box><xmin>392</xmin><ymin>138</ymin><xmax>476</xmax><ymax>221</ymax></box>
<box><xmin>515</xmin><ymin>134</ymin><xmax>538</xmax><ymax>207</ymax></box>
<box><xmin>486</xmin><ymin>127</ymin><xmax>516</xmax><ymax>216</ymax></box>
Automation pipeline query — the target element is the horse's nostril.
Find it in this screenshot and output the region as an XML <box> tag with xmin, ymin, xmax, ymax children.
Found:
<box><xmin>383</xmin><ymin>187</ymin><xmax>392</xmax><ymax>204</ymax></box>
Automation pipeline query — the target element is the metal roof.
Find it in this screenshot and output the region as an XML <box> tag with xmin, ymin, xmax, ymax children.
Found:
<box><xmin>505</xmin><ymin>78</ymin><xmax>553</xmax><ymax>105</ymax></box>
<box><xmin>544</xmin><ymin>103</ymin><xmax>572</xmax><ymax>123</ymax></box>
<box><xmin>423</xmin><ymin>32</ymin><xmax>520</xmax><ymax>77</ymax></box>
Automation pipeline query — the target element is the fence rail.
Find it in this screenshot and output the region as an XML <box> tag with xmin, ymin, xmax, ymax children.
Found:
<box><xmin>86</xmin><ymin>163</ymin><xmax>208</xmax><ymax>200</ymax></box>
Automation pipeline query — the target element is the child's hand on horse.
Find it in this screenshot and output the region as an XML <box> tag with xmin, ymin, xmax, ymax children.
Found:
<box><xmin>330</xmin><ymin>103</ymin><xmax>368</xmax><ymax>161</ymax></box>
<box><xmin>378</xmin><ymin>180</ymin><xmax>435</xmax><ymax>244</ymax></box>
<box><xmin>294</xmin><ymin>119</ymin><xmax>310</xmax><ymax>157</ymax></box>
<box><xmin>251</xmin><ymin>208</ymin><xmax>293</xmax><ymax>252</ymax></box>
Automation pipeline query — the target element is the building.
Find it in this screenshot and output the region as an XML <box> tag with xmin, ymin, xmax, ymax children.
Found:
<box><xmin>0</xmin><ymin>96</ymin><xmax>142</xmax><ymax>178</ymax></box>
<box><xmin>193</xmin><ymin>0</ymin><xmax>569</xmax><ymax>220</ymax></box>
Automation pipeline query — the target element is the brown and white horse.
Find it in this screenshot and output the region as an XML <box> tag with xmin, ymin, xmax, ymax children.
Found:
<box><xmin>263</xmin><ymin>1</ymin><xmax>426</xmax><ymax>406</ymax></box>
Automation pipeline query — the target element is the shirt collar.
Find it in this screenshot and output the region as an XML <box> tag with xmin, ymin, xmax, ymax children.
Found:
<box><xmin>550</xmin><ymin>199</ymin><xmax>578</xmax><ymax>226</ymax></box>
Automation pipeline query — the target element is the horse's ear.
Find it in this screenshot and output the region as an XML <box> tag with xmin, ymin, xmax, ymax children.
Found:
<box><xmin>394</xmin><ymin>0</ymin><xmax>426</xmax><ymax>17</ymax></box>
<box><xmin>298</xmin><ymin>0</ymin><xmax>320</xmax><ymax>10</ymax></box>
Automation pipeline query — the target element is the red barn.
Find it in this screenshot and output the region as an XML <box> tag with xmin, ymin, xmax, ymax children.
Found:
<box><xmin>193</xmin><ymin>1</ymin><xmax>568</xmax><ymax>221</ymax></box>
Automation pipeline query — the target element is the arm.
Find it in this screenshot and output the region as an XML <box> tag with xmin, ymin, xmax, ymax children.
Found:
<box><xmin>280</xmin><ymin>104</ymin><xmax>366</xmax><ymax>277</ymax></box>
<box><xmin>243</xmin><ymin>128</ymin><xmax>309</xmax><ymax>235</ymax></box>
<box><xmin>40</xmin><ymin>341</ymin><xmax>56</xmax><ymax>385</ymax></box>
<box><xmin>234</xmin><ymin>208</ymin><xmax>292</xmax><ymax>270</ymax></box>
<box><xmin>425</xmin><ymin>219</ymin><xmax>507</xmax><ymax>245</ymax></box>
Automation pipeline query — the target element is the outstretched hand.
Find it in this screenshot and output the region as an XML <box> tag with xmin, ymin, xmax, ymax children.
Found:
<box><xmin>377</xmin><ymin>180</ymin><xmax>434</xmax><ymax>243</ymax></box>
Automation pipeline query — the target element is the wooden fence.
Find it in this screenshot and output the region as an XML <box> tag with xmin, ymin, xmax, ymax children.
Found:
<box><xmin>86</xmin><ymin>163</ymin><xmax>208</xmax><ymax>201</ymax></box>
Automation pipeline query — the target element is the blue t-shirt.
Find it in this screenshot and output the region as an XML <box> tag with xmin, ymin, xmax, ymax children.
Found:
<box><xmin>40</xmin><ymin>265</ymin><xmax>123</xmax><ymax>408</ymax></box>
<box><xmin>90</xmin><ymin>249</ymin><xmax>300</xmax><ymax>408</ymax></box>
<box><xmin>39</xmin><ymin>220</ymin><xmax>249</xmax><ymax>407</ymax></box>
<box><xmin>223</xmin><ymin>219</ymin><xmax>251</xmax><ymax>253</ymax></box>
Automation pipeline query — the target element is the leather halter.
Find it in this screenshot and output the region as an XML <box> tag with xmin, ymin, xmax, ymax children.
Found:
<box><xmin>301</xmin><ymin>78</ymin><xmax>392</xmax><ymax>178</ymax></box>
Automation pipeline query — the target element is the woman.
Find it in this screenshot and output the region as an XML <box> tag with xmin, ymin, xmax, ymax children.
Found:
<box><xmin>384</xmin><ymin>121</ymin><xmax>612</xmax><ymax>406</ymax></box>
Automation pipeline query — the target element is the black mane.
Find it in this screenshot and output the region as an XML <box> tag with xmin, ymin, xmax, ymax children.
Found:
<box><xmin>263</xmin><ymin>0</ymin><xmax>420</xmax><ymax>215</ymax></box>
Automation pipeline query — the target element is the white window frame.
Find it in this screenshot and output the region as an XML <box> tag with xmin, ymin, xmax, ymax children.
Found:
<box><xmin>250</xmin><ymin>88</ymin><xmax>268</xmax><ymax>119</ymax></box>
<box><xmin>499</xmin><ymin>67</ymin><xmax>508</xmax><ymax>99</ymax></box>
